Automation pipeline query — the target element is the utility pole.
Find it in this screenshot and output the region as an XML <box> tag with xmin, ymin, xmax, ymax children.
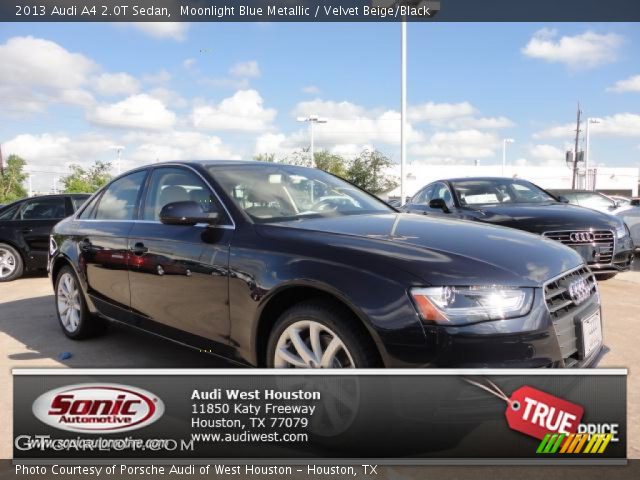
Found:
<box><xmin>571</xmin><ymin>103</ymin><xmax>582</xmax><ymax>190</ymax></box>
<box><xmin>0</xmin><ymin>144</ymin><xmax>4</xmax><ymax>176</ymax></box>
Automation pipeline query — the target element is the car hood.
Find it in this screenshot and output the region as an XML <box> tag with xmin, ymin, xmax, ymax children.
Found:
<box><xmin>260</xmin><ymin>213</ymin><xmax>583</xmax><ymax>286</ymax></box>
<box><xmin>464</xmin><ymin>203</ymin><xmax>621</xmax><ymax>233</ymax></box>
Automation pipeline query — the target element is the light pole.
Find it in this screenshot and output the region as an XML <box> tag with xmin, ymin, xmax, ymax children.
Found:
<box><xmin>585</xmin><ymin>117</ymin><xmax>602</xmax><ymax>190</ymax></box>
<box><xmin>110</xmin><ymin>145</ymin><xmax>125</xmax><ymax>175</ymax></box>
<box><xmin>502</xmin><ymin>138</ymin><xmax>514</xmax><ymax>176</ymax></box>
<box><xmin>296</xmin><ymin>115</ymin><xmax>327</xmax><ymax>167</ymax></box>
<box><xmin>400</xmin><ymin>20</ymin><xmax>407</xmax><ymax>205</ymax></box>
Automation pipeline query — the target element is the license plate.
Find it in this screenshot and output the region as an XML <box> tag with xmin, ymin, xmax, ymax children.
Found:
<box><xmin>580</xmin><ymin>311</ymin><xmax>602</xmax><ymax>359</ymax></box>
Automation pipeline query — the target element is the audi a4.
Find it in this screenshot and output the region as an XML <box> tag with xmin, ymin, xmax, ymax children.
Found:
<box><xmin>403</xmin><ymin>177</ymin><xmax>634</xmax><ymax>279</ymax></box>
<box><xmin>49</xmin><ymin>162</ymin><xmax>603</xmax><ymax>368</ymax></box>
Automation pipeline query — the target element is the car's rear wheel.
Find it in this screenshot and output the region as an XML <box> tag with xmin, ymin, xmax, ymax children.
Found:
<box><xmin>55</xmin><ymin>266</ymin><xmax>106</xmax><ymax>339</ymax></box>
<box><xmin>0</xmin><ymin>243</ymin><xmax>23</xmax><ymax>282</ymax></box>
<box><xmin>267</xmin><ymin>300</ymin><xmax>379</xmax><ymax>368</ymax></box>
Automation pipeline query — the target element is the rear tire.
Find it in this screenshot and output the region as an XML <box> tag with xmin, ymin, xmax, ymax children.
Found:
<box><xmin>55</xmin><ymin>265</ymin><xmax>107</xmax><ymax>339</ymax></box>
<box><xmin>0</xmin><ymin>243</ymin><xmax>23</xmax><ymax>282</ymax></box>
<box><xmin>266</xmin><ymin>300</ymin><xmax>379</xmax><ymax>368</ymax></box>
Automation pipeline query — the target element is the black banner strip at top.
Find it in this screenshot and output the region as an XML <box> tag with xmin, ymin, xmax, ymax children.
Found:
<box><xmin>3</xmin><ymin>0</ymin><xmax>640</xmax><ymax>23</ymax></box>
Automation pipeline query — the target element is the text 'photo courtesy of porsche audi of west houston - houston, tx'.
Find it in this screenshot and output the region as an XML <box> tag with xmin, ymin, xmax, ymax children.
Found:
<box><xmin>49</xmin><ymin>161</ymin><xmax>604</xmax><ymax>369</ymax></box>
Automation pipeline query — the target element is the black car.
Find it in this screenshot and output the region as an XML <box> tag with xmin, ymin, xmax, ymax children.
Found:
<box><xmin>50</xmin><ymin>162</ymin><xmax>602</xmax><ymax>368</ymax></box>
<box><xmin>403</xmin><ymin>177</ymin><xmax>634</xmax><ymax>280</ymax></box>
<box><xmin>0</xmin><ymin>194</ymin><xmax>90</xmax><ymax>281</ymax></box>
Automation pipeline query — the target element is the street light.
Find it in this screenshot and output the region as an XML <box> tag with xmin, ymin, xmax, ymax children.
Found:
<box><xmin>110</xmin><ymin>145</ymin><xmax>125</xmax><ymax>175</ymax></box>
<box><xmin>502</xmin><ymin>138</ymin><xmax>515</xmax><ymax>176</ymax></box>
<box><xmin>296</xmin><ymin>115</ymin><xmax>327</xmax><ymax>167</ymax></box>
<box><xmin>585</xmin><ymin>117</ymin><xmax>602</xmax><ymax>189</ymax></box>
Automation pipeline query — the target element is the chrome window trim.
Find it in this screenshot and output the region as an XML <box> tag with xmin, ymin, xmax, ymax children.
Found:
<box><xmin>72</xmin><ymin>163</ymin><xmax>236</xmax><ymax>230</ymax></box>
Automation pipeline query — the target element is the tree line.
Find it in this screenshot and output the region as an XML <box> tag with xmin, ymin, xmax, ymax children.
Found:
<box><xmin>0</xmin><ymin>148</ymin><xmax>398</xmax><ymax>204</ymax></box>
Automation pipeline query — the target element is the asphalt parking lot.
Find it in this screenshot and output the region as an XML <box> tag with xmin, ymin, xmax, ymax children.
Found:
<box><xmin>1</xmin><ymin>273</ymin><xmax>639</xmax><ymax>459</ymax></box>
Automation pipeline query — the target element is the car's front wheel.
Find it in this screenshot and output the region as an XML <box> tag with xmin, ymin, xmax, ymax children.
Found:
<box><xmin>0</xmin><ymin>243</ymin><xmax>23</xmax><ymax>282</ymax></box>
<box><xmin>267</xmin><ymin>300</ymin><xmax>379</xmax><ymax>368</ymax></box>
<box><xmin>55</xmin><ymin>266</ymin><xmax>106</xmax><ymax>339</ymax></box>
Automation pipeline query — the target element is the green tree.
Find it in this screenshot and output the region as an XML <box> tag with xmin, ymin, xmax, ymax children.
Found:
<box><xmin>313</xmin><ymin>150</ymin><xmax>348</xmax><ymax>179</ymax></box>
<box><xmin>346</xmin><ymin>149</ymin><xmax>398</xmax><ymax>195</ymax></box>
<box><xmin>62</xmin><ymin>161</ymin><xmax>112</xmax><ymax>193</ymax></box>
<box><xmin>0</xmin><ymin>155</ymin><xmax>28</xmax><ymax>203</ymax></box>
<box><xmin>253</xmin><ymin>153</ymin><xmax>277</xmax><ymax>163</ymax></box>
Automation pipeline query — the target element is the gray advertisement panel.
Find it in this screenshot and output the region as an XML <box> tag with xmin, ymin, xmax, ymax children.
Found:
<box><xmin>13</xmin><ymin>369</ymin><xmax>626</xmax><ymax>464</ymax></box>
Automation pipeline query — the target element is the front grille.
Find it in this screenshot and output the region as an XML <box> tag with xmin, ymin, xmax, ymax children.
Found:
<box><xmin>543</xmin><ymin>230</ymin><xmax>614</xmax><ymax>265</ymax></box>
<box><xmin>544</xmin><ymin>266</ymin><xmax>598</xmax><ymax>365</ymax></box>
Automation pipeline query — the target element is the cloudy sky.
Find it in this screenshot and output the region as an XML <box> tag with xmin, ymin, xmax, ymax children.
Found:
<box><xmin>0</xmin><ymin>22</ymin><xmax>639</xmax><ymax>191</ymax></box>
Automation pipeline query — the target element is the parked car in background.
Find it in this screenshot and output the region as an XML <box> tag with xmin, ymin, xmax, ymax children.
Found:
<box><xmin>50</xmin><ymin>161</ymin><xmax>602</xmax><ymax>368</ymax></box>
<box><xmin>403</xmin><ymin>177</ymin><xmax>634</xmax><ymax>279</ymax></box>
<box><xmin>549</xmin><ymin>189</ymin><xmax>640</xmax><ymax>251</ymax></box>
<box><xmin>0</xmin><ymin>194</ymin><xmax>90</xmax><ymax>281</ymax></box>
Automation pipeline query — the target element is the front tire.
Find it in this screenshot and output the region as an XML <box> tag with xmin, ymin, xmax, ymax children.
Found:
<box><xmin>0</xmin><ymin>243</ymin><xmax>23</xmax><ymax>282</ymax></box>
<box><xmin>55</xmin><ymin>266</ymin><xmax>106</xmax><ymax>339</ymax></box>
<box><xmin>267</xmin><ymin>300</ymin><xmax>379</xmax><ymax>368</ymax></box>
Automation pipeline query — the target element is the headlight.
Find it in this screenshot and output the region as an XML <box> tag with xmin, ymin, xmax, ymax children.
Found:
<box><xmin>615</xmin><ymin>223</ymin><xmax>628</xmax><ymax>239</ymax></box>
<box><xmin>410</xmin><ymin>286</ymin><xmax>534</xmax><ymax>325</ymax></box>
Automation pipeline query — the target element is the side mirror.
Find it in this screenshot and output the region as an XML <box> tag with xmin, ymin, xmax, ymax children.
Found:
<box><xmin>631</xmin><ymin>199</ymin><xmax>640</xmax><ymax>207</ymax></box>
<box><xmin>557</xmin><ymin>196</ymin><xmax>570</xmax><ymax>204</ymax></box>
<box><xmin>429</xmin><ymin>198</ymin><xmax>450</xmax><ymax>213</ymax></box>
<box><xmin>159</xmin><ymin>201</ymin><xmax>219</xmax><ymax>226</ymax></box>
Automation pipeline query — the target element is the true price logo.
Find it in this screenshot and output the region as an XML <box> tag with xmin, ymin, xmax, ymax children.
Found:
<box><xmin>32</xmin><ymin>384</ymin><xmax>164</xmax><ymax>433</ymax></box>
<box><xmin>465</xmin><ymin>379</ymin><xmax>584</xmax><ymax>440</ymax></box>
<box><xmin>506</xmin><ymin>386</ymin><xmax>584</xmax><ymax>440</ymax></box>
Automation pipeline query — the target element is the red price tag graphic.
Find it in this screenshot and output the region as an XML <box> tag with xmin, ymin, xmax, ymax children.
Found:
<box><xmin>505</xmin><ymin>386</ymin><xmax>584</xmax><ymax>440</ymax></box>
<box><xmin>465</xmin><ymin>379</ymin><xmax>584</xmax><ymax>441</ymax></box>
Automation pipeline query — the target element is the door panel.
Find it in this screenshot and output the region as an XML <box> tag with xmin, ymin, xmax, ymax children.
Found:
<box><xmin>128</xmin><ymin>223</ymin><xmax>231</xmax><ymax>342</ymax></box>
<box><xmin>128</xmin><ymin>166</ymin><xmax>233</xmax><ymax>343</ymax></box>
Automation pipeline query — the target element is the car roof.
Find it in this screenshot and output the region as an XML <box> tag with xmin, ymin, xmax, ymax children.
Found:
<box><xmin>432</xmin><ymin>177</ymin><xmax>535</xmax><ymax>184</ymax></box>
<box><xmin>156</xmin><ymin>160</ymin><xmax>271</xmax><ymax>168</ymax></box>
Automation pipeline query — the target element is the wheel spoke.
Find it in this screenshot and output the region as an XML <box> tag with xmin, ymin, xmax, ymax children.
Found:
<box><xmin>288</xmin><ymin>328</ymin><xmax>317</xmax><ymax>365</ymax></box>
<box><xmin>320</xmin><ymin>337</ymin><xmax>342</xmax><ymax>368</ymax></box>
<box><xmin>276</xmin><ymin>347</ymin><xmax>307</xmax><ymax>368</ymax></box>
<box><xmin>309</xmin><ymin>323</ymin><xmax>323</xmax><ymax>361</ymax></box>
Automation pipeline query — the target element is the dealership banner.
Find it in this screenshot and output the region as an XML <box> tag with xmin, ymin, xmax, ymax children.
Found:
<box><xmin>13</xmin><ymin>369</ymin><xmax>626</xmax><ymax>464</ymax></box>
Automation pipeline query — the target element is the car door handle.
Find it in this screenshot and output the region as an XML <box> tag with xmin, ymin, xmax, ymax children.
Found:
<box><xmin>20</xmin><ymin>228</ymin><xmax>33</xmax><ymax>233</ymax></box>
<box><xmin>131</xmin><ymin>243</ymin><xmax>148</xmax><ymax>256</ymax></box>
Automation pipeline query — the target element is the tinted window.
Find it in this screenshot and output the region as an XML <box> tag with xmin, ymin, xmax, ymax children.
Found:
<box><xmin>78</xmin><ymin>195</ymin><xmax>100</xmax><ymax>219</ymax></box>
<box><xmin>451</xmin><ymin>179</ymin><xmax>555</xmax><ymax>205</ymax></box>
<box><xmin>432</xmin><ymin>182</ymin><xmax>454</xmax><ymax>209</ymax></box>
<box><xmin>143</xmin><ymin>167</ymin><xmax>224</xmax><ymax>222</ymax></box>
<box><xmin>210</xmin><ymin>165</ymin><xmax>390</xmax><ymax>222</ymax></box>
<box><xmin>18</xmin><ymin>197</ymin><xmax>66</xmax><ymax>220</ymax></box>
<box><xmin>411</xmin><ymin>185</ymin><xmax>434</xmax><ymax>206</ymax></box>
<box><xmin>94</xmin><ymin>171</ymin><xmax>147</xmax><ymax>220</ymax></box>
<box><xmin>0</xmin><ymin>204</ymin><xmax>19</xmax><ymax>220</ymax></box>
<box><xmin>576</xmin><ymin>192</ymin><xmax>615</xmax><ymax>210</ymax></box>
<box><xmin>71</xmin><ymin>196</ymin><xmax>90</xmax><ymax>211</ymax></box>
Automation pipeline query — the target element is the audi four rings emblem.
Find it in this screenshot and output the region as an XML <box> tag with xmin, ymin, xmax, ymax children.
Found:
<box><xmin>570</xmin><ymin>232</ymin><xmax>595</xmax><ymax>243</ymax></box>
<box><xmin>568</xmin><ymin>278</ymin><xmax>591</xmax><ymax>305</ymax></box>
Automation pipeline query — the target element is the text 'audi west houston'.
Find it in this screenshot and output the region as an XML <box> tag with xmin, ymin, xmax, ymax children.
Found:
<box><xmin>49</xmin><ymin>161</ymin><xmax>603</xmax><ymax>368</ymax></box>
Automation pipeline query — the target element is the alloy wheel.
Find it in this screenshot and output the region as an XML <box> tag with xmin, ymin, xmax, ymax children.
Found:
<box><xmin>57</xmin><ymin>272</ymin><xmax>82</xmax><ymax>333</ymax></box>
<box><xmin>0</xmin><ymin>248</ymin><xmax>16</xmax><ymax>279</ymax></box>
<box><xmin>274</xmin><ymin>320</ymin><xmax>356</xmax><ymax>368</ymax></box>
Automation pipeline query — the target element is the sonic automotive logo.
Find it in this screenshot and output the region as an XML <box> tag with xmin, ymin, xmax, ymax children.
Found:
<box><xmin>32</xmin><ymin>384</ymin><xmax>164</xmax><ymax>433</ymax></box>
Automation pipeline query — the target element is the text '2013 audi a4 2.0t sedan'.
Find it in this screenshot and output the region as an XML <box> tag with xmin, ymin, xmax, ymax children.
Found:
<box><xmin>49</xmin><ymin>161</ymin><xmax>603</xmax><ymax>368</ymax></box>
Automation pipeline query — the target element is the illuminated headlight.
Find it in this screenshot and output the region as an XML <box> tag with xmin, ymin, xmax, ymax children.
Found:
<box><xmin>615</xmin><ymin>223</ymin><xmax>628</xmax><ymax>239</ymax></box>
<box><xmin>410</xmin><ymin>286</ymin><xmax>534</xmax><ymax>325</ymax></box>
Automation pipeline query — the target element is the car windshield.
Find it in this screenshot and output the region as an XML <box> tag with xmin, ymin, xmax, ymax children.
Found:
<box><xmin>210</xmin><ymin>164</ymin><xmax>392</xmax><ymax>222</ymax></box>
<box><xmin>450</xmin><ymin>179</ymin><xmax>556</xmax><ymax>206</ymax></box>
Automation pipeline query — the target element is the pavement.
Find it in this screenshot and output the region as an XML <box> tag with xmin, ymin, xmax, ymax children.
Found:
<box><xmin>0</xmin><ymin>272</ymin><xmax>638</xmax><ymax>459</ymax></box>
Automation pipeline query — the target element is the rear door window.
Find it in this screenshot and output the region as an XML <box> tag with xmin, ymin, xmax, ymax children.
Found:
<box><xmin>94</xmin><ymin>171</ymin><xmax>147</xmax><ymax>220</ymax></box>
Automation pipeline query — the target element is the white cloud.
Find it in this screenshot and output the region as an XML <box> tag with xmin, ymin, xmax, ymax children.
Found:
<box><xmin>128</xmin><ymin>23</ymin><xmax>189</xmax><ymax>41</ymax></box>
<box><xmin>535</xmin><ymin>113</ymin><xmax>640</xmax><ymax>139</ymax></box>
<box><xmin>255</xmin><ymin>133</ymin><xmax>289</xmax><ymax>156</ymax></box>
<box><xmin>302</xmin><ymin>85</ymin><xmax>321</xmax><ymax>95</ymax></box>
<box><xmin>409</xmin><ymin>101</ymin><xmax>476</xmax><ymax>122</ymax></box>
<box><xmin>94</xmin><ymin>72</ymin><xmax>140</xmax><ymax>96</ymax></box>
<box><xmin>191</xmin><ymin>90</ymin><xmax>276</xmax><ymax>132</ymax></box>
<box><xmin>124</xmin><ymin>131</ymin><xmax>240</xmax><ymax>163</ymax></box>
<box><xmin>142</xmin><ymin>70</ymin><xmax>172</xmax><ymax>84</ymax></box>
<box><xmin>88</xmin><ymin>94</ymin><xmax>177</xmax><ymax>130</ymax></box>
<box><xmin>183</xmin><ymin>58</ymin><xmax>197</xmax><ymax>70</ymax></box>
<box><xmin>147</xmin><ymin>87</ymin><xmax>188</xmax><ymax>108</ymax></box>
<box><xmin>445</xmin><ymin>116</ymin><xmax>515</xmax><ymax>130</ymax></box>
<box><xmin>522</xmin><ymin>29</ymin><xmax>623</xmax><ymax>69</ymax></box>
<box><xmin>529</xmin><ymin>144</ymin><xmax>565</xmax><ymax>164</ymax></box>
<box><xmin>0</xmin><ymin>36</ymin><xmax>96</xmax><ymax>112</ymax></box>
<box><xmin>410</xmin><ymin>129</ymin><xmax>500</xmax><ymax>160</ymax></box>
<box><xmin>229</xmin><ymin>60</ymin><xmax>261</xmax><ymax>78</ymax></box>
<box><xmin>607</xmin><ymin>74</ymin><xmax>640</xmax><ymax>93</ymax></box>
